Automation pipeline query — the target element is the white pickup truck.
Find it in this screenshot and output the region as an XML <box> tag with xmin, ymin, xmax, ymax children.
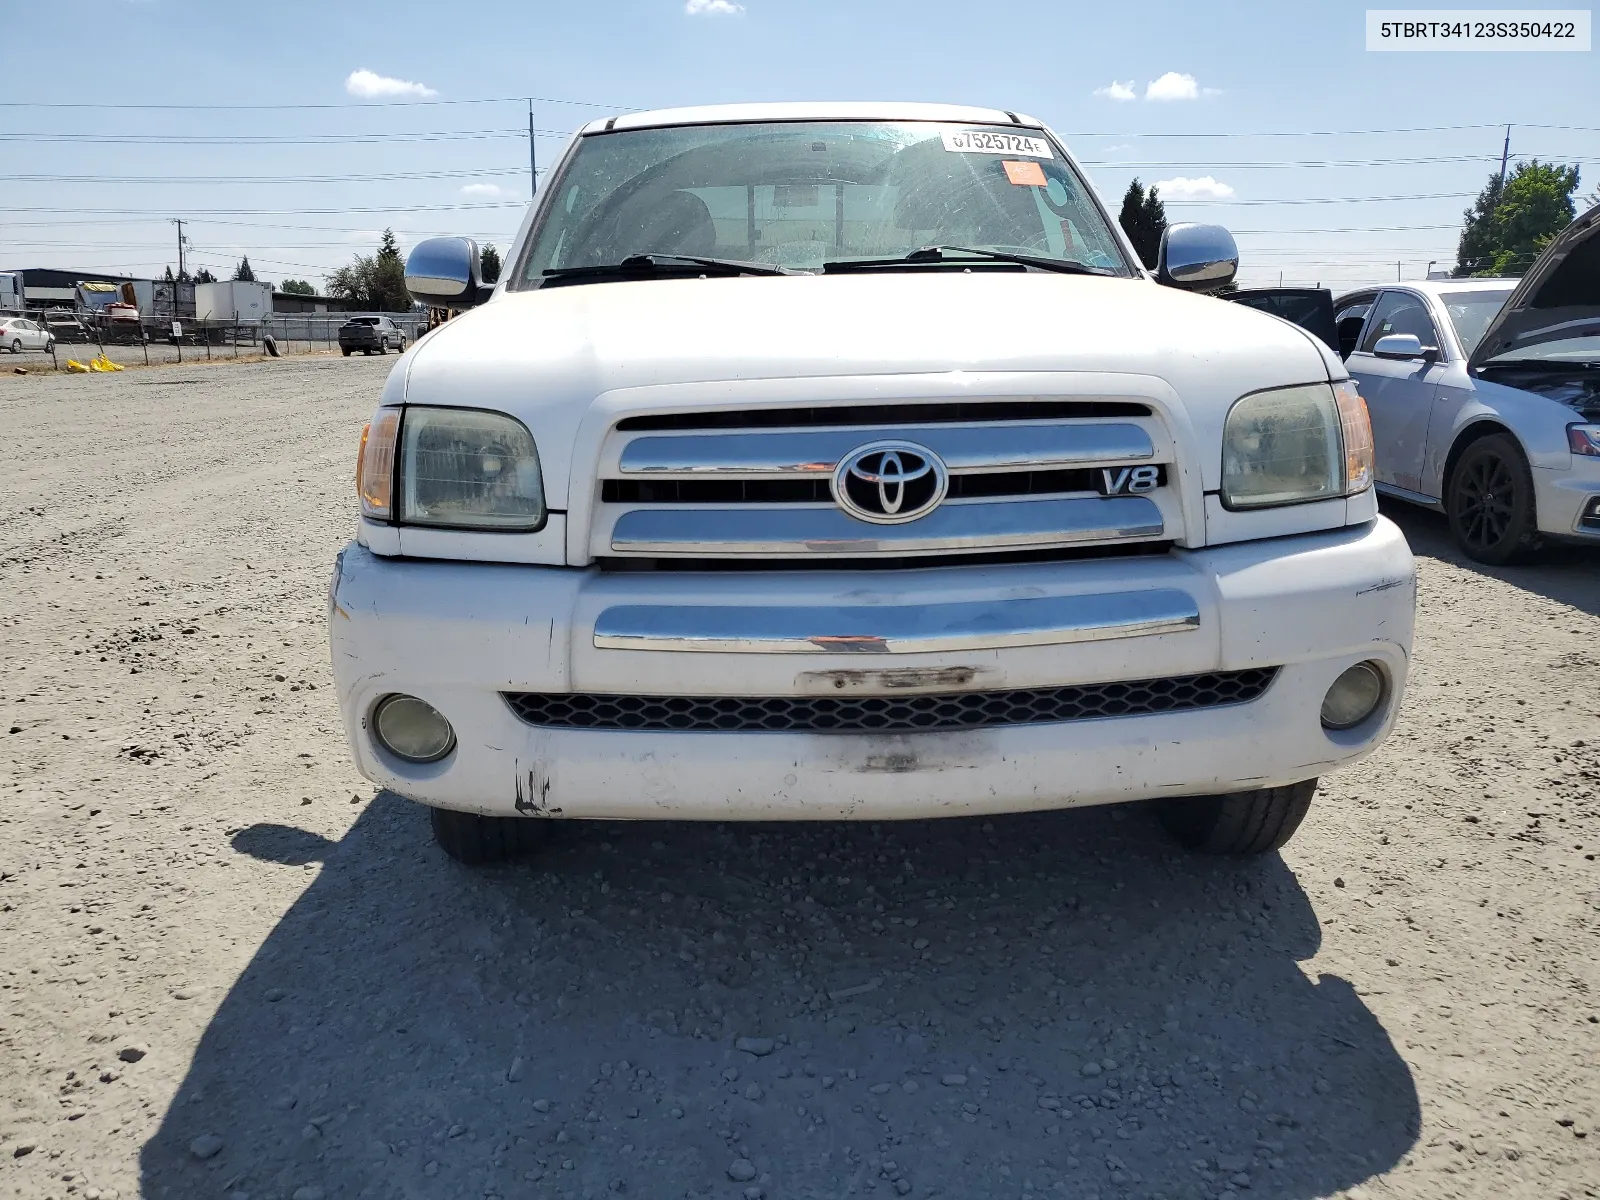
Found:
<box><xmin>329</xmin><ymin>102</ymin><xmax>1415</xmax><ymax>865</ymax></box>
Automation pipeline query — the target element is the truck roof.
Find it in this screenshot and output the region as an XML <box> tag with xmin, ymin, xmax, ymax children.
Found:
<box><xmin>579</xmin><ymin>102</ymin><xmax>1043</xmax><ymax>136</ymax></box>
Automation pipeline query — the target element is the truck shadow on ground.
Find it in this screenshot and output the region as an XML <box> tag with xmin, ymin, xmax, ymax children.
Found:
<box><xmin>1381</xmin><ymin>498</ymin><xmax>1600</xmax><ymax>618</ymax></box>
<box><xmin>142</xmin><ymin>795</ymin><xmax>1419</xmax><ymax>1200</ymax></box>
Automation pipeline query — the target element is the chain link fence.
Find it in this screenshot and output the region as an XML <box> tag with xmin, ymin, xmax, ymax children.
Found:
<box><xmin>9</xmin><ymin>310</ymin><xmax>430</xmax><ymax>370</ymax></box>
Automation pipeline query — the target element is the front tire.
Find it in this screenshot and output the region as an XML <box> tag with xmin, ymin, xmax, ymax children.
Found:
<box><xmin>8</xmin><ymin>339</ymin><xmax>19</xmax><ymax>354</ymax></box>
<box><xmin>430</xmin><ymin>806</ymin><xmax>547</xmax><ymax>865</ymax></box>
<box><xmin>1157</xmin><ymin>780</ymin><xmax>1316</xmax><ymax>855</ymax></box>
<box><xmin>1447</xmin><ymin>434</ymin><xmax>1540</xmax><ymax>565</ymax></box>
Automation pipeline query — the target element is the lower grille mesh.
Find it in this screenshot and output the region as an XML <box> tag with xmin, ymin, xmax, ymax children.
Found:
<box><xmin>503</xmin><ymin>669</ymin><xmax>1277</xmax><ymax>734</ymax></box>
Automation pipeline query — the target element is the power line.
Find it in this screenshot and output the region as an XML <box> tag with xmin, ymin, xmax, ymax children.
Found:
<box><xmin>1080</xmin><ymin>154</ymin><xmax>1521</xmax><ymax>168</ymax></box>
<box><xmin>0</xmin><ymin>129</ymin><xmax>559</xmax><ymax>145</ymax></box>
<box><xmin>0</xmin><ymin>174</ymin><xmax>1477</xmax><ymax>205</ymax></box>
<box><xmin>0</xmin><ymin>202</ymin><xmax>527</xmax><ymax>216</ymax></box>
<box><xmin>1231</xmin><ymin>223</ymin><xmax>1461</xmax><ymax>233</ymax></box>
<box><xmin>7</xmin><ymin>167</ymin><xmax>530</xmax><ymax>185</ymax></box>
<box><xmin>1068</xmin><ymin>122</ymin><xmax>1600</xmax><ymax>137</ymax></box>
<box><xmin>0</xmin><ymin>94</ymin><xmax>624</xmax><ymax>111</ymax></box>
<box><xmin>0</xmin><ymin>216</ymin><xmax>518</xmax><ymax>234</ymax></box>
<box><xmin>1163</xmin><ymin>192</ymin><xmax>1474</xmax><ymax>206</ymax></box>
<box><xmin>0</xmin><ymin>95</ymin><xmax>1592</xmax><ymax>136</ymax></box>
<box><xmin>0</xmin><ymin>129</ymin><xmax>562</xmax><ymax>145</ymax></box>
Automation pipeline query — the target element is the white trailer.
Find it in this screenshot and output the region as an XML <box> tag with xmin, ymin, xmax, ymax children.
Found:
<box><xmin>195</xmin><ymin>280</ymin><xmax>273</xmax><ymax>322</ymax></box>
<box><xmin>0</xmin><ymin>272</ymin><xmax>22</xmax><ymax>313</ymax></box>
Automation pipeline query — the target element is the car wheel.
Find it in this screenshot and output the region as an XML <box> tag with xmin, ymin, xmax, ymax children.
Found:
<box><xmin>1447</xmin><ymin>433</ymin><xmax>1540</xmax><ymax>565</ymax></box>
<box><xmin>8</xmin><ymin>339</ymin><xmax>19</xmax><ymax>354</ymax></box>
<box><xmin>341</xmin><ymin>347</ymin><xmax>353</xmax><ymax>357</ymax></box>
<box><xmin>430</xmin><ymin>806</ymin><xmax>548</xmax><ymax>865</ymax></box>
<box><xmin>1156</xmin><ymin>780</ymin><xmax>1316</xmax><ymax>855</ymax></box>
<box><xmin>378</xmin><ymin>339</ymin><xmax>388</xmax><ymax>354</ymax></box>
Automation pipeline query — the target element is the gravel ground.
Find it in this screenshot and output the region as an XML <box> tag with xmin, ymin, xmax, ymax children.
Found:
<box><xmin>1</xmin><ymin>356</ymin><xmax>1597</xmax><ymax>1200</ymax></box>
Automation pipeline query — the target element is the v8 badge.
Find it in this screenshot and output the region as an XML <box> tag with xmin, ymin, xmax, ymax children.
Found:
<box><xmin>1097</xmin><ymin>464</ymin><xmax>1163</xmax><ymax>495</ymax></box>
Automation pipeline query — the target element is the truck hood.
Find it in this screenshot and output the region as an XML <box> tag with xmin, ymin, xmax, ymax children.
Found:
<box><xmin>1470</xmin><ymin>201</ymin><xmax>1600</xmax><ymax>370</ymax></box>
<box><xmin>399</xmin><ymin>271</ymin><xmax>1335</xmax><ymax>500</ymax></box>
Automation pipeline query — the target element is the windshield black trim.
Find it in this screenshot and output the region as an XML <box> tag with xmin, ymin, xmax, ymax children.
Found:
<box><xmin>504</xmin><ymin>118</ymin><xmax>1138</xmax><ymax>291</ymax></box>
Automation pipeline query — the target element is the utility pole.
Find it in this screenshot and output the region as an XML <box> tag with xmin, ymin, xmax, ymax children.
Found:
<box><xmin>1497</xmin><ymin>124</ymin><xmax>1511</xmax><ymax>185</ymax></box>
<box><xmin>171</xmin><ymin>218</ymin><xmax>186</xmax><ymax>279</ymax></box>
<box><xmin>528</xmin><ymin>99</ymin><xmax>537</xmax><ymax>196</ymax></box>
<box><xmin>1397</xmin><ymin>261</ymin><xmax>1402</xmax><ymax>281</ymax></box>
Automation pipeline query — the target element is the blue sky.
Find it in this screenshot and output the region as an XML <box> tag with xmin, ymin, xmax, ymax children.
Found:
<box><xmin>3</xmin><ymin>0</ymin><xmax>1597</xmax><ymax>288</ymax></box>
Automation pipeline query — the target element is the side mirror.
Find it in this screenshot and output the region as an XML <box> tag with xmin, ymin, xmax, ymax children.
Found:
<box><xmin>1155</xmin><ymin>223</ymin><xmax>1239</xmax><ymax>293</ymax></box>
<box><xmin>1372</xmin><ymin>333</ymin><xmax>1424</xmax><ymax>359</ymax></box>
<box><xmin>405</xmin><ymin>237</ymin><xmax>493</xmax><ymax>309</ymax></box>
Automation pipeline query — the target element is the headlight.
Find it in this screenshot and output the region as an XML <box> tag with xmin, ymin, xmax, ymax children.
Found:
<box><xmin>1568</xmin><ymin>424</ymin><xmax>1600</xmax><ymax>458</ymax></box>
<box><xmin>356</xmin><ymin>406</ymin><xmax>545</xmax><ymax>531</ymax></box>
<box><xmin>1221</xmin><ymin>381</ymin><xmax>1372</xmax><ymax>510</ymax></box>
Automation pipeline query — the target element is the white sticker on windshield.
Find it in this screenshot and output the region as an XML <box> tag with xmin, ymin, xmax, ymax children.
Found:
<box><xmin>941</xmin><ymin>130</ymin><xmax>1053</xmax><ymax>158</ymax></box>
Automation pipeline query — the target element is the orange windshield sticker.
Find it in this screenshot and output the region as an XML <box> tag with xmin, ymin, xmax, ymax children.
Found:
<box><xmin>1002</xmin><ymin>160</ymin><xmax>1047</xmax><ymax>187</ymax></box>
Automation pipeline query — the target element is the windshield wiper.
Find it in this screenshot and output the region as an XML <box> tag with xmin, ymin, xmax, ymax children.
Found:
<box><xmin>824</xmin><ymin>245</ymin><xmax>1114</xmax><ymax>276</ymax></box>
<box><xmin>543</xmin><ymin>253</ymin><xmax>796</xmax><ymax>284</ymax></box>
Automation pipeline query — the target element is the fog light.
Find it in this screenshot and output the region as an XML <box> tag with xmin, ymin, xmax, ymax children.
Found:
<box><xmin>372</xmin><ymin>694</ymin><xmax>455</xmax><ymax>762</ymax></box>
<box><xmin>1321</xmin><ymin>662</ymin><xmax>1386</xmax><ymax>730</ymax></box>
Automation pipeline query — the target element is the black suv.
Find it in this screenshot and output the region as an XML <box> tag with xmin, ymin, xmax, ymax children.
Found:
<box><xmin>338</xmin><ymin>316</ymin><xmax>407</xmax><ymax>356</ymax></box>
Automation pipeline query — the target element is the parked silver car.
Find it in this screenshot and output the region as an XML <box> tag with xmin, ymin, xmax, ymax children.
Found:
<box><xmin>1333</xmin><ymin>203</ymin><xmax>1599</xmax><ymax>563</ymax></box>
<box><xmin>0</xmin><ymin>316</ymin><xmax>54</xmax><ymax>354</ymax></box>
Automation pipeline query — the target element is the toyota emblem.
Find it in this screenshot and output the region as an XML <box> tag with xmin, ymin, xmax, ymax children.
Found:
<box><xmin>830</xmin><ymin>440</ymin><xmax>949</xmax><ymax>525</ymax></box>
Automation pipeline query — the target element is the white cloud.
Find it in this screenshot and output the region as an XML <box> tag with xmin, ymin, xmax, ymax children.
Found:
<box><xmin>1093</xmin><ymin>80</ymin><xmax>1136</xmax><ymax>102</ymax></box>
<box><xmin>1144</xmin><ymin>72</ymin><xmax>1200</xmax><ymax>101</ymax></box>
<box><xmin>1152</xmin><ymin>175</ymin><xmax>1236</xmax><ymax>199</ymax></box>
<box><xmin>345</xmin><ymin>68</ymin><xmax>437</xmax><ymax>99</ymax></box>
<box><xmin>461</xmin><ymin>183</ymin><xmax>512</xmax><ymax>199</ymax></box>
<box><xmin>686</xmin><ymin>0</ymin><xmax>744</xmax><ymax>13</ymax></box>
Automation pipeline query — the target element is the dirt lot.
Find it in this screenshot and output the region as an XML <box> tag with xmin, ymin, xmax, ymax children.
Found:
<box><xmin>1</xmin><ymin>356</ymin><xmax>1597</xmax><ymax>1200</ymax></box>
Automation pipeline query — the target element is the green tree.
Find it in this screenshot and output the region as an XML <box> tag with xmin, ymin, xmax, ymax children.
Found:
<box><xmin>1117</xmin><ymin>178</ymin><xmax>1167</xmax><ymax>270</ymax></box>
<box><xmin>1454</xmin><ymin>159</ymin><xmax>1581</xmax><ymax>277</ymax></box>
<box><xmin>232</xmin><ymin>256</ymin><xmax>256</xmax><ymax>282</ymax></box>
<box><xmin>327</xmin><ymin>230</ymin><xmax>412</xmax><ymax>311</ymax></box>
<box><xmin>480</xmin><ymin>242</ymin><xmax>502</xmax><ymax>284</ymax></box>
<box><xmin>193</xmin><ymin>267</ymin><xmax>218</xmax><ymax>284</ymax></box>
<box><xmin>279</xmin><ymin>279</ymin><xmax>316</xmax><ymax>296</ymax></box>
<box><xmin>326</xmin><ymin>256</ymin><xmax>374</xmax><ymax>306</ymax></box>
<box><xmin>163</xmin><ymin>265</ymin><xmax>175</xmax><ymax>283</ymax></box>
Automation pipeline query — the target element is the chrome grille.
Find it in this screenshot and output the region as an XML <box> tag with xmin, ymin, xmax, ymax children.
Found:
<box><xmin>503</xmin><ymin>669</ymin><xmax>1277</xmax><ymax>733</ymax></box>
<box><xmin>592</xmin><ymin>401</ymin><xmax>1180</xmax><ymax>561</ymax></box>
<box><xmin>603</xmin><ymin>465</ymin><xmax>1166</xmax><ymax>505</ymax></box>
